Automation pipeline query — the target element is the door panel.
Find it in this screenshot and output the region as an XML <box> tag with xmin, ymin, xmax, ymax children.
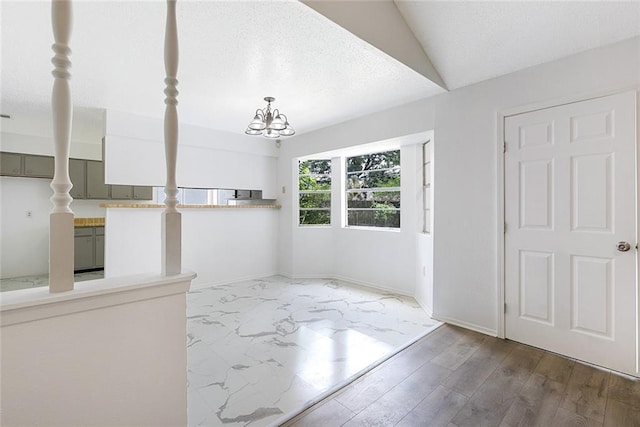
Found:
<box><xmin>505</xmin><ymin>91</ymin><xmax>637</xmax><ymax>375</ymax></box>
<box><xmin>571</xmin><ymin>154</ymin><xmax>612</xmax><ymax>231</ymax></box>
<box><xmin>519</xmin><ymin>160</ymin><xmax>553</xmax><ymax>229</ymax></box>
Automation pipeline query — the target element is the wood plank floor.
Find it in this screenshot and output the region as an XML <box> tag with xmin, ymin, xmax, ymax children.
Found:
<box><xmin>281</xmin><ymin>324</ymin><xmax>640</xmax><ymax>427</ymax></box>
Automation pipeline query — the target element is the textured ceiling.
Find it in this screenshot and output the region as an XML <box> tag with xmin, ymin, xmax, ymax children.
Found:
<box><xmin>395</xmin><ymin>1</ymin><xmax>640</xmax><ymax>90</ymax></box>
<box><xmin>0</xmin><ymin>0</ymin><xmax>443</xmax><ymax>140</ymax></box>
<box><xmin>2</xmin><ymin>1</ymin><xmax>639</xmax><ymax>143</ymax></box>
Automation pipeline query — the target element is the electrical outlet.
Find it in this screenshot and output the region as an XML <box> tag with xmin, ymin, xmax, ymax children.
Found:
<box><xmin>422</xmin><ymin>266</ymin><xmax>426</xmax><ymax>277</ymax></box>
<box><xmin>282</xmin><ymin>186</ymin><xmax>286</xmax><ymax>194</ymax></box>
<box><xmin>26</xmin><ymin>211</ymin><xmax>33</xmax><ymax>218</ymax></box>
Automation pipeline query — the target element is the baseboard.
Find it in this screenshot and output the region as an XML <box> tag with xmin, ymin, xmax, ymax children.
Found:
<box><xmin>330</xmin><ymin>274</ymin><xmax>414</xmax><ymax>297</ymax></box>
<box><xmin>189</xmin><ymin>271</ymin><xmax>279</xmax><ymax>290</ymax></box>
<box><xmin>279</xmin><ymin>272</ymin><xmax>420</xmax><ymax>304</ymax></box>
<box><xmin>433</xmin><ymin>314</ymin><xmax>498</xmax><ymax>337</ymax></box>
<box><xmin>414</xmin><ymin>295</ymin><xmax>433</xmax><ymax>318</ymax></box>
<box><xmin>195</xmin><ymin>271</ymin><xmax>426</xmax><ymax>313</ymax></box>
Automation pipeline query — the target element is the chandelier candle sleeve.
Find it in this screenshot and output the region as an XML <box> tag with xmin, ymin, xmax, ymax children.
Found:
<box><xmin>245</xmin><ymin>97</ymin><xmax>295</xmax><ymax>138</ymax></box>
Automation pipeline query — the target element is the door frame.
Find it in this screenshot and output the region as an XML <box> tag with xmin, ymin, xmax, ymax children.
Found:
<box><xmin>496</xmin><ymin>88</ymin><xmax>640</xmax><ymax>375</ymax></box>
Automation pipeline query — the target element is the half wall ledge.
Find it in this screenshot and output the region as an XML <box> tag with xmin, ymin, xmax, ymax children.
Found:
<box><xmin>0</xmin><ymin>271</ymin><xmax>196</xmax><ymax>326</ymax></box>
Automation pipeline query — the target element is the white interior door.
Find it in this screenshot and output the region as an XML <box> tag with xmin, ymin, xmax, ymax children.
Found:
<box><xmin>504</xmin><ymin>91</ymin><xmax>637</xmax><ymax>376</ymax></box>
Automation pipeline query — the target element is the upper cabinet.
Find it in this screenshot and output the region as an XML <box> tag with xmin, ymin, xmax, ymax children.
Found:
<box><xmin>86</xmin><ymin>160</ymin><xmax>110</xmax><ymax>199</ymax></box>
<box><xmin>69</xmin><ymin>158</ymin><xmax>86</xmax><ymax>199</ymax></box>
<box><xmin>0</xmin><ymin>152</ymin><xmax>22</xmax><ymax>175</ymax></box>
<box><xmin>1</xmin><ymin>152</ymin><xmax>54</xmax><ymax>178</ymax></box>
<box><xmin>24</xmin><ymin>155</ymin><xmax>55</xmax><ymax>178</ymax></box>
<box><xmin>110</xmin><ymin>184</ymin><xmax>133</xmax><ymax>200</ymax></box>
<box><xmin>0</xmin><ymin>152</ymin><xmax>153</xmax><ymax>200</ymax></box>
<box><xmin>133</xmin><ymin>186</ymin><xmax>153</xmax><ymax>200</ymax></box>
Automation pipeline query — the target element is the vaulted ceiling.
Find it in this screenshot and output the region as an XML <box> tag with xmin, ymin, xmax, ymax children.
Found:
<box><xmin>1</xmin><ymin>1</ymin><xmax>639</xmax><ymax>142</ymax></box>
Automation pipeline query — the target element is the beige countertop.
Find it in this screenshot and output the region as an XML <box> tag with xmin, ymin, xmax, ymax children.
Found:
<box><xmin>74</xmin><ymin>217</ymin><xmax>105</xmax><ymax>227</ymax></box>
<box><xmin>100</xmin><ymin>203</ymin><xmax>281</xmax><ymax>209</ymax></box>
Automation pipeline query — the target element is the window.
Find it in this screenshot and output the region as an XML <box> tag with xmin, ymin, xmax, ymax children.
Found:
<box><xmin>154</xmin><ymin>187</ymin><xmax>216</xmax><ymax>204</ymax></box>
<box><xmin>423</xmin><ymin>141</ymin><xmax>432</xmax><ymax>233</ymax></box>
<box><xmin>298</xmin><ymin>159</ymin><xmax>331</xmax><ymax>226</ymax></box>
<box><xmin>346</xmin><ymin>150</ymin><xmax>400</xmax><ymax>228</ymax></box>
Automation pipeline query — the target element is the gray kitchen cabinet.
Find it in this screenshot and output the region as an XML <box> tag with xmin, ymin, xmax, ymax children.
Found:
<box><xmin>69</xmin><ymin>158</ymin><xmax>86</xmax><ymax>199</ymax></box>
<box><xmin>74</xmin><ymin>226</ymin><xmax>105</xmax><ymax>271</ymax></box>
<box><xmin>133</xmin><ymin>186</ymin><xmax>153</xmax><ymax>200</ymax></box>
<box><xmin>0</xmin><ymin>152</ymin><xmax>22</xmax><ymax>175</ymax></box>
<box><xmin>1</xmin><ymin>152</ymin><xmax>153</xmax><ymax>200</ymax></box>
<box><xmin>86</xmin><ymin>160</ymin><xmax>109</xmax><ymax>199</ymax></box>
<box><xmin>74</xmin><ymin>228</ymin><xmax>95</xmax><ymax>271</ymax></box>
<box><xmin>24</xmin><ymin>154</ymin><xmax>54</xmax><ymax>178</ymax></box>
<box><xmin>95</xmin><ymin>227</ymin><xmax>105</xmax><ymax>268</ymax></box>
<box><xmin>110</xmin><ymin>185</ymin><xmax>133</xmax><ymax>200</ymax></box>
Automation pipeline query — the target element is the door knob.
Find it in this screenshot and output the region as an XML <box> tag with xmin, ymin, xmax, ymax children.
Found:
<box><xmin>617</xmin><ymin>241</ymin><xmax>632</xmax><ymax>252</ymax></box>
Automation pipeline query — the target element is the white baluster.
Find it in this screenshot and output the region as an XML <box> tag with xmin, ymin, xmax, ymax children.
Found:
<box><xmin>49</xmin><ymin>0</ymin><xmax>74</xmax><ymax>292</ymax></box>
<box><xmin>161</xmin><ymin>0</ymin><xmax>181</xmax><ymax>275</ymax></box>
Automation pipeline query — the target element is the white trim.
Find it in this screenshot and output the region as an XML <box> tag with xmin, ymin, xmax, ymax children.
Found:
<box><xmin>496</xmin><ymin>111</ymin><xmax>506</xmax><ymax>339</ymax></box>
<box><xmin>345</xmin><ymin>187</ymin><xmax>401</xmax><ymax>193</ymax></box>
<box><xmin>1</xmin><ymin>271</ymin><xmax>196</xmax><ymax>326</ymax></box>
<box><xmin>331</xmin><ymin>274</ymin><xmax>414</xmax><ymax>297</ymax></box>
<box><xmin>188</xmin><ymin>271</ymin><xmax>280</xmax><ymax>291</ymax></box>
<box><xmin>279</xmin><ymin>272</ymin><xmax>415</xmax><ymax>298</ymax></box>
<box><xmin>635</xmin><ymin>90</ymin><xmax>640</xmax><ymax>376</ymax></box>
<box><xmin>501</xmin><ymin>86</ymin><xmax>640</xmax><ymax>119</ymax></box>
<box><xmin>343</xmin><ymin>225</ymin><xmax>401</xmax><ymax>233</ymax></box>
<box><xmin>433</xmin><ymin>314</ymin><xmax>498</xmax><ymax>337</ymax></box>
<box><xmin>415</xmin><ymin>294</ymin><xmax>433</xmax><ymax>318</ymax></box>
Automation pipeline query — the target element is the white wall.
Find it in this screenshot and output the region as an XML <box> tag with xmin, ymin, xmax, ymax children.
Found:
<box><xmin>0</xmin><ymin>177</ymin><xmax>107</xmax><ymax>278</ymax></box>
<box><xmin>282</xmin><ymin>143</ymin><xmax>427</xmax><ymax>296</ymax></box>
<box><xmin>279</xmin><ymin>37</ymin><xmax>640</xmax><ymax>334</ymax></box>
<box><xmin>0</xmin><ymin>132</ymin><xmax>103</xmax><ymax>160</ymax></box>
<box><xmin>105</xmin><ymin>208</ymin><xmax>278</xmax><ymax>286</ymax></box>
<box><xmin>432</xmin><ymin>36</ymin><xmax>640</xmax><ymax>335</ymax></box>
<box><xmin>104</xmin><ymin>110</ymin><xmax>279</xmax><ymax>197</ymax></box>
<box><xmin>277</xmin><ymin>93</ymin><xmax>436</xmax><ymax>293</ymax></box>
<box><xmin>1</xmin><ymin>274</ymin><xmax>192</xmax><ymax>426</ymax></box>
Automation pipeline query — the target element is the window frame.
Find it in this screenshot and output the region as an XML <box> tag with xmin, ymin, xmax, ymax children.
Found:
<box><xmin>344</xmin><ymin>149</ymin><xmax>401</xmax><ymax>230</ymax></box>
<box><xmin>298</xmin><ymin>159</ymin><xmax>332</xmax><ymax>227</ymax></box>
<box><xmin>422</xmin><ymin>141</ymin><xmax>432</xmax><ymax>234</ymax></box>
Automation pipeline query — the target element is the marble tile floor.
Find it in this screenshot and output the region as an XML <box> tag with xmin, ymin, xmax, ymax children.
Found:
<box><xmin>0</xmin><ymin>270</ymin><xmax>104</xmax><ymax>292</ymax></box>
<box><xmin>187</xmin><ymin>276</ymin><xmax>440</xmax><ymax>427</ymax></box>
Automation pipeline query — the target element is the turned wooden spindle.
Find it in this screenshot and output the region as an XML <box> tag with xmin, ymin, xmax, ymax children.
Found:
<box><xmin>49</xmin><ymin>0</ymin><xmax>75</xmax><ymax>292</ymax></box>
<box><xmin>161</xmin><ymin>0</ymin><xmax>182</xmax><ymax>275</ymax></box>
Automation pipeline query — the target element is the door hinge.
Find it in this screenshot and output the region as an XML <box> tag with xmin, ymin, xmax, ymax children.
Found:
<box><xmin>504</xmin><ymin>223</ymin><xmax>507</xmax><ymax>233</ymax></box>
<box><xmin>504</xmin><ymin>303</ymin><xmax>507</xmax><ymax>314</ymax></box>
<box><xmin>503</xmin><ymin>142</ymin><xmax>507</xmax><ymax>153</ymax></box>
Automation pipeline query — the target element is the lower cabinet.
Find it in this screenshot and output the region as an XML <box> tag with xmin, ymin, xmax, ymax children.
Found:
<box><xmin>74</xmin><ymin>226</ymin><xmax>105</xmax><ymax>271</ymax></box>
<box><xmin>95</xmin><ymin>229</ymin><xmax>105</xmax><ymax>268</ymax></box>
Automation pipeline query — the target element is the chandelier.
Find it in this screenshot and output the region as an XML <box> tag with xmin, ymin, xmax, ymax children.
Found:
<box><xmin>245</xmin><ymin>97</ymin><xmax>295</xmax><ymax>138</ymax></box>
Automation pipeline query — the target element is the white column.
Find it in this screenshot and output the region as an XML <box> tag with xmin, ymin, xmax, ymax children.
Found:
<box><xmin>49</xmin><ymin>0</ymin><xmax>74</xmax><ymax>292</ymax></box>
<box><xmin>161</xmin><ymin>0</ymin><xmax>181</xmax><ymax>276</ymax></box>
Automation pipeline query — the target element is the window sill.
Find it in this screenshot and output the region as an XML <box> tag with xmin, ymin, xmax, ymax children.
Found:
<box><xmin>343</xmin><ymin>226</ymin><xmax>401</xmax><ymax>233</ymax></box>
